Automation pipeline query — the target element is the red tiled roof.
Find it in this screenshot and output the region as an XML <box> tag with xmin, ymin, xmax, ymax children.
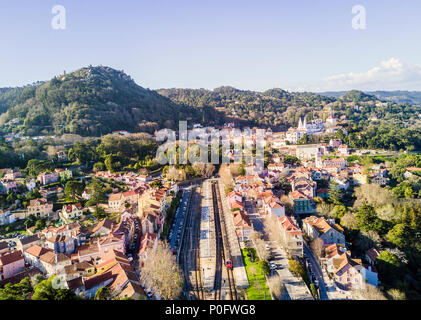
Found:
<box><xmin>0</xmin><ymin>251</ymin><xmax>23</xmax><ymax>265</ymax></box>
<box><xmin>24</xmin><ymin>245</ymin><xmax>52</xmax><ymax>258</ymax></box>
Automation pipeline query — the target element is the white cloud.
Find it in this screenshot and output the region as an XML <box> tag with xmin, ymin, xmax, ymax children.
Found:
<box><xmin>301</xmin><ymin>58</ymin><xmax>421</xmax><ymax>92</ymax></box>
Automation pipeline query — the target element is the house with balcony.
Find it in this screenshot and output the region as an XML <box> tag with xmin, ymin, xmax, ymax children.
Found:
<box><xmin>62</xmin><ymin>203</ymin><xmax>83</xmax><ymax>220</ymax></box>
<box><xmin>27</xmin><ymin>198</ymin><xmax>54</xmax><ymax>218</ymax></box>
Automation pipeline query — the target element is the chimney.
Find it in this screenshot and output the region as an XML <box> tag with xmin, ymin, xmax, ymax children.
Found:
<box><xmin>55</xmin><ymin>253</ymin><xmax>58</xmax><ymax>264</ymax></box>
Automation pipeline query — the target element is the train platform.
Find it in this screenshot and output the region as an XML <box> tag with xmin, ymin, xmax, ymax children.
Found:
<box><xmin>217</xmin><ymin>179</ymin><xmax>249</xmax><ymax>289</ymax></box>
<box><xmin>199</xmin><ymin>180</ymin><xmax>216</xmax><ymax>292</ymax></box>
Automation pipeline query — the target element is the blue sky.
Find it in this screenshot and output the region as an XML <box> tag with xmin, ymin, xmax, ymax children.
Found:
<box><xmin>1</xmin><ymin>0</ymin><xmax>421</xmax><ymax>91</ymax></box>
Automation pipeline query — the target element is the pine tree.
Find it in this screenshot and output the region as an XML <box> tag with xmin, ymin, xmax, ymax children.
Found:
<box><xmin>401</xmin><ymin>204</ymin><xmax>410</xmax><ymax>225</ymax></box>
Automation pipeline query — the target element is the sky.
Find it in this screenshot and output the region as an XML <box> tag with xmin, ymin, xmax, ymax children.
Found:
<box><xmin>0</xmin><ymin>0</ymin><xmax>421</xmax><ymax>92</ymax></box>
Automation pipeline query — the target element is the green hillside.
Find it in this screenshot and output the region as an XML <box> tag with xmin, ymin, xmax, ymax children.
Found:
<box><xmin>0</xmin><ymin>66</ymin><xmax>201</xmax><ymax>136</ymax></box>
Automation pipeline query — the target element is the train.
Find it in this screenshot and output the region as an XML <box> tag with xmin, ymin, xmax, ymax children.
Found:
<box><xmin>225</xmin><ymin>259</ymin><xmax>233</xmax><ymax>270</ymax></box>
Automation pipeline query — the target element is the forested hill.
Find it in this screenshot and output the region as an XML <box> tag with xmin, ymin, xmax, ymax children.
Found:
<box><xmin>1</xmin><ymin>66</ymin><xmax>420</xmax><ymax>144</ymax></box>
<box><xmin>321</xmin><ymin>90</ymin><xmax>421</xmax><ymax>106</ymax></box>
<box><xmin>157</xmin><ymin>87</ymin><xmax>336</xmax><ymax>130</ymax></box>
<box><xmin>0</xmin><ymin>66</ymin><xmax>202</xmax><ymax>136</ymax></box>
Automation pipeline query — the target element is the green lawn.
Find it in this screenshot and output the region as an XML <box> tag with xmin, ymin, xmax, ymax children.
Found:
<box><xmin>241</xmin><ymin>248</ymin><xmax>272</xmax><ymax>300</ymax></box>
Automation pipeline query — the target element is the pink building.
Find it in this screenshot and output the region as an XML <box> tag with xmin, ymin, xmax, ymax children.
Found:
<box><xmin>0</xmin><ymin>251</ymin><xmax>25</xmax><ymax>280</ymax></box>
<box><xmin>37</xmin><ymin>172</ymin><xmax>59</xmax><ymax>186</ymax></box>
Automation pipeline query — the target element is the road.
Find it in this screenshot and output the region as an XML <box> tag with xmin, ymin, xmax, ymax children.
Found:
<box><xmin>268</xmin><ymin>241</ymin><xmax>314</xmax><ymax>300</ymax></box>
<box><xmin>244</xmin><ymin>200</ymin><xmax>264</xmax><ymax>232</ymax></box>
<box><xmin>303</xmin><ymin>243</ymin><xmax>328</xmax><ymax>300</ymax></box>
<box><xmin>244</xmin><ymin>199</ymin><xmax>313</xmax><ymax>300</ymax></box>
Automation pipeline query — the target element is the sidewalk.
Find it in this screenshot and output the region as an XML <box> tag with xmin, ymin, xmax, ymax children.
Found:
<box><xmin>244</xmin><ymin>199</ymin><xmax>313</xmax><ymax>300</ymax></box>
<box><xmin>269</xmin><ymin>241</ymin><xmax>314</xmax><ymax>300</ymax></box>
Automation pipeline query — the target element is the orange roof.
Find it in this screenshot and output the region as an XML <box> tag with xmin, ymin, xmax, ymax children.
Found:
<box><xmin>279</xmin><ymin>216</ymin><xmax>302</xmax><ymax>235</ymax></box>
<box><xmin>25</xmin><ymin>245</ymin><xmax>52</xmax><ymax>258</ymax></box>
<box><xmin>290</xmin><ymin>190</ymin><xmax>308</xmax><ymax>200</ymax></box>
<box><xmin>109</xmin><ymin>193</ymin><xmax>122</xmax><ymax>201</ymax></box>
<box><xmin>303</xmin><ymin>216</ymin><xmax>343</xmax><ymax>234</ymax></box>
<box><xmin>324</xmin><ymin>244</ymin><xmax>345</xmax><ymax>259</ymax></box>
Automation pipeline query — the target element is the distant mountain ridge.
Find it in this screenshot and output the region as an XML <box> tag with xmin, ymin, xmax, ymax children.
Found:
<box><xmin>0</xmin><ymin>66</ymin><xmax>420</xmax><ymax>137</ymax></box>
<box><xmin>320</xmin><ymin>90</ymin><xmax>421</xmax><ymax>105</ymax></box>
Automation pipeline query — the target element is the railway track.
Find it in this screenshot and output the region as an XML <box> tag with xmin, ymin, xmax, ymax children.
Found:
<box><xmin>179</xmin><ymin>187</ymin><xmax>204</xmax><ymax>300</ymax></box>
<box><xmin>211</xmin><ymin>180</ymin><xmax>238</xmax><ymax>300</ymax></box>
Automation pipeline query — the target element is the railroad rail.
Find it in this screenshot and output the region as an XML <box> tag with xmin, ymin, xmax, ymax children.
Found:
<box><xmin>211</xmin><ymin>180</ymin><xmax>238</xmax><ymax>300</ymax></box>
<box><xmin>179</xmin><ymin>187</ymin><xmax>204</xmax><ymax>300</ymax></box>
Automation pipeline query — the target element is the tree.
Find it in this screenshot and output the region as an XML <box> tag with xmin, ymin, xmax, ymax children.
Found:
<box><xmin>94</xmin><ymin>286</ymin><xmax>113</xmax><ymax>300</ymax></box>
<box><xmin>93</xmin><ymin>162</ymin><xmax>105</xmax><ymax>172</ymax></box>
<box><xmin>310</xmin><ymin>238</ymin><xmax>324</xmax><ymax>259</ymax></box>
<box><xmin>355</xmin><ymin>205</ymin><xmax>380</xmax><ymax>231</ymax></box>
<box><xmin>284</xmin><ymin>155</ymin><xmax>300</xmax><ymax>166</ymax></box>
<box><xmin>65</xmin><ymin>181</ymin><xmax>84</xmax><ymax>201</ymax></box>
<box><xmin>0</xmin><ymin>277</ymin><xmax>33</xmax><ymax>300</ymax></box>
<box><xmin>356</xmin><ymin>284</ymin><xmax>387</xmax><ymax>300</ymax></box>
<box><xmin>150</xmin><ymin>180</ymin><xmax>163</xmax><ymax>189</ymax></box>
<box><xmin>259</xmin><ymin>260</ymin><xmax>270</xmax><ymax>276</ymax></box>
<box><xmin>328</xmin><ymin>181</ymin><xmax>343</xmax><ymax>205</ymax></box>
<box><xmin>263</xmin><ymin>215</ymin><xmax>285</xmax><ymax>248</ymax></box>
<box><xmin>288</xmin><ymin>259</ymin><xmax>305</xmax><ymax>278</ymax></box>
<box><xmin>104</xmin><ymin>154</ymin><xmax>116</xmax><ymax>172</ymax></box>
<box><xmin>93</xmin><ymin>206</ymin><xmax>107</xmax><ymax>219</ymax></box>
<box><xmin>267</xmin><ymin>275</ymin><xmax>284</xmax><ymax>299</ymax></box>
<box><xmin>166</xmin><ymin>166</ymin><xmax>180</xmax><ymax>181</ymax></box>
<box><xmin>139</xmin><ymin>241</ymin><xmax>183</xmax><ymax>300</ymax></box>
<box><xmin>31</xmin><ymin>276</ymin><xmax>78</xmax><ymax>300</ymax></box>
<box><xmin>404</xmin><ymin>186</ymin><xmax>414</xmax><ymax>199</ymax></box>
<box><xmin>376</xmin><ymin>251</ymin><xmax>402</xmax><ymax>286</ymax></box>
<box><xmin>354</xmin><ymin>184</ymin><xmax>395</xmax><ymax>208</ymax></box>
<box><xmin>310</xmin><ymin>283</ymin><xmax>319</xmax><ymax>299</ymax></box>
<box><xmin>298</xmin><ymin>133</ymin><xmax>308</xmax><ymax>145</ymax></box>
<box><xmin>387</xmin><ymin>288</ymin><xmax>406</xmax><ymax>300</ymax></box>
<box><xmin>387</xmin><ymin>223</ymin><xmax>411</xmax><ymax>248</ymax></box>
<box><xmin>316</xmin><ymin>202</ymin><xmax>334</xmax><ymax>217</ymax></box>
<box><xmin>332</xmin><ymin>205</ymin><xmax>346</xmax><ymax>220</ymax></box>
<box><xmin>34</xmin><ymin>218</ymin><xmax>46</xmax><ymax>231</ymax></box>
<box><xmin>251</xmin><ymin>231</ymin><xmax>270</xmax><ymax>261</ymax></box>
<box><xmin>340</xmin><ymin>212</ymin><xmax>358</xmax><ymax>230</ymax></box>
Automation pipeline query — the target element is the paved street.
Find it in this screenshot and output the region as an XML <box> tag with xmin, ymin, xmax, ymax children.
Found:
<box><xmin>303</xmin><ymin>243</ymin><xmax>329</xmax><ymax>300</ymax></box>
<box><xmin>269</xmin><ymin>241</ymin><xmax>313</xmax><ymax>300</ymax></box>
<box><xmin>244</xmin><ymin>200</ymin><xmax>264</xmax><ymax>232</ymax></box>
<box><xmin>244</xmin><ymin>199</ymin><xmax>313</xmax><ymax>300</ymax></box>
